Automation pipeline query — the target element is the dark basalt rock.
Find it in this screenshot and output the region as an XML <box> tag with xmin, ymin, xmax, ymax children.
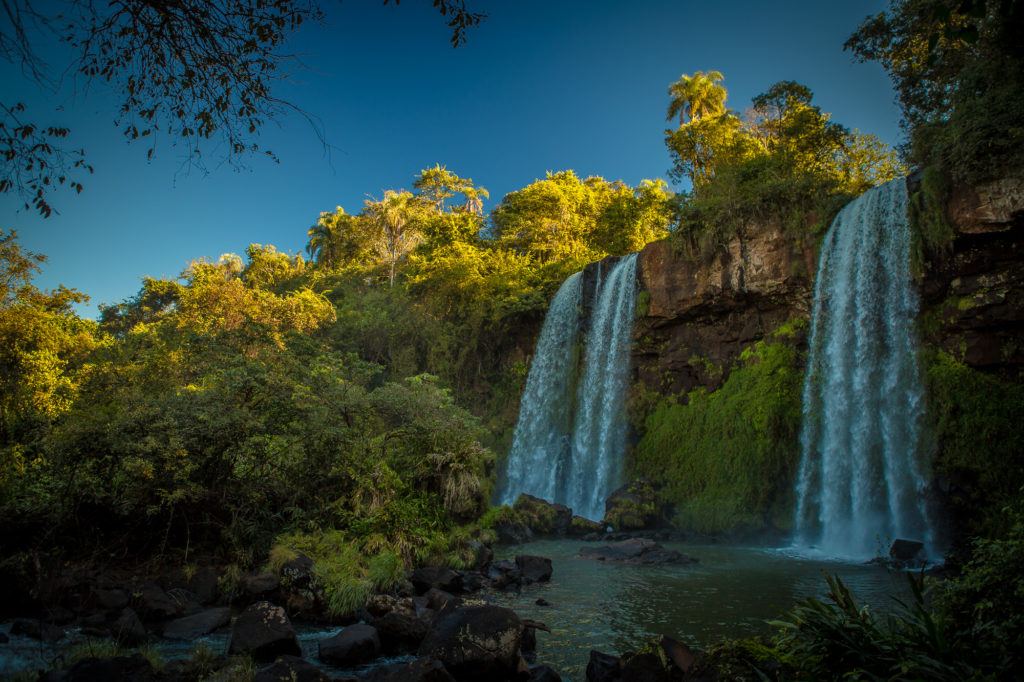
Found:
<box><xmin>228</xmin><ymin>601</ymin><xmax>301</xmax><ymax>661</ymax></box>
<box><xmin>889</xmin><ymin>538</ymin><xmax>925</xmax><ymax>563</ymax></box>
<box><xmin>494</xmin><ymin>520</ymin><xmax>533</xmax><ymax>545</ymax></box>
<box><xmin>586</xmin><ymin>650</ymin><xmax>622</xmax><ymax>682</ymax></box>
<box><xmin>620</xmin><ymin>651</ymin><xmax>672</xmax><ymax>681</ymax></box>
<box><xmin>603</xmin><ymin>480</ymin><xmax>662</xmax><ymax>531</ymax></box>
<box><xmin>187</xmin><ymin>567</ymin><xmax>220</xmax><ymax>605</ymax></box>
<box><xmin>133</xmin><ymin>581</ymin><xmax>194</xmax><ymax>621</ymax></box>
<box><xmin>418</xmin><ymin>604</ymin><xmax>524</xmax><ymax>680</ymax></box>
<box><xmin>658</xmin><ymin>635</ymin><xmax>697</xmax><ymax>675</ymax></box>
<box><xmin>515</xmin><ymin>555</ymin><xmax>553</xmax><ymax>583</ymax></box>
<box><xmin>241</xmin><ymin>572</ymin><xmax>281</xmax><ymax>597</ymax></box>
<box><xmin>514</xmin><ymin>494</ymin><xmax>574</xmax><ymax>535</ymax></box>
<box><xmin>579</xmin><ymin>538</ymin><xmax>697</xmax><ymax>566</ymax></box>
<box><xmin>373</xmin><ymin>608</ymin><xmax>430</xmax><ymax>653</ymax></box>
<box><xmin>318</xmin><ymin>623</ymin><xmax>381</xmax><ymax>666</ymax></box>
<box><xmin>569</xmin><ymin>516</ymin><xmax>605</xmax><ymax>537</ymax></box>
<box><xmin>42</xmin><ymin>653</ymin><xmax>155</xmax><ymax>682</ymax></box>
<box><xmin>112</xmin><ymin>607</ymin><xmax>148</xmax><ymax>646</ymax></box>
<box><xmin>530</xmin><ymin>664</ymin><xmax>563</xmax><ymax>681</ymax></box>
<box><xmin>163</xmin><ymin>606</ymin><xmax>231</xmax><ymax>640</ymax></box>
<box><xmin>410</xmin><ymin>566</ymin><xmax>463</xmax><ymax>595</ymax></box>
<box><xmin>254</xmin><ymin>655</ymin><xmax>330</xmax><ymax>682</ymax></box>
<box><xmin>363</xmin><ymin>656</ymin><xmax>455</xmax><ymax>682</ymax></box>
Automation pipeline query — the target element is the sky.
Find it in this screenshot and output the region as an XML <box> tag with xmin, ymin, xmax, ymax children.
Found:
<box><xmin>1</xmin><ymin>0</ymin><xmax>901</xmax><ymax>317</ymax></box>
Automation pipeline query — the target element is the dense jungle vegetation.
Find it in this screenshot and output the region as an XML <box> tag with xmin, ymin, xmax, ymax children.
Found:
<box><xmin>1</xmin><ymin>0</ymin><xmax>1023</xmax><ymax>679</ymax></box>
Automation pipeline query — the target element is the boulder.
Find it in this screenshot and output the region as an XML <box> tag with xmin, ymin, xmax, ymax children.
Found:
<box><xmin>133</xmin><ymin>581</ymin><xmax>189</xmax><ymax>620</ymax></box>
<box><xmin>515</xmin><ymin>555</ymin><xmax>553</xmax><ymax>583</ymax></box>
<box><xmin>513</xmin><ymin>494</ymin><xmax>573</xmax><ymax>535</ymax></box>
<box><xmin>11</xmin><ymin>618</ymin><xmax>65</xmax><ymax>643</ymax></box>
<box><xmin>530</xmin><ymin>664</ymin><xmax>562</xmax><ymax>681</ymax></box>
<box><xmin>569</xmin><ymin>516</ymin><xmax>604</xmax><ymax>537</ymax></box>
<box><xmin>659</xmin><ymin>635</ymin><xmax>697</xmax><ymax>675</ymax></box>
<box><xmin>280</xmin><ymin>555</ymin><xmax>315</xmax><ymax>589</ymax></box>
<box><xmin>586</xmin><ymin>650</ymin><xmax>621</xmax><ymax>682</ymax></box>
<box><xmin>424</xmin><ymin>588</ymin><xmax>457</xmax><ymax>611</ymax></box>
<box><xmin>486</xmin><ymin>559</ymin><xmax>522</xmax><ymax>589</ymax></box>
<box><xmin>410</xmin><ymin>566</ymin><xmax>463</xmax><ymax>595</ymax></box>
<box><xmin>228</xmin><ymin>601</ymin><xmax>301</xmax><ymax>661</ymax></box>
<box><xmin>603</xmin><ymin>480</ymin><xmax>661</xmax><ymax>531</ymax></box>
<box><xmin>43</xmin><ymin>653</ymin><xmax>154</xmax><ymax>682</ymax></box>
<box><xmin>318</xmin><ymin>623</ymin><xmax>380</xmax><ymax>666</ymax></box>
<box><xmin>241</xmin><ymin>572</ymin><xmax>281</xmax><ymax>597</ymax></box>
<box><xmin>465</xmin><ymin>540</ymin><xmax>494</xmax><ymax>569</ymax></box>
<box><xmin>364</xmin><ymin>657</ymin><xmax>455</xmax><ymax>682</ymax></box>
<box><xmin>889</xmin><ymin>539</ymin><xmax>925</xmax><ymax>563</ymax></box>
<box><xmin>620</xmin><ymin>651</ymin><xmax>671</xmax><ymax>681</ymax></box>
<box><xmin>418</xmin><ymin>604</ymin><xmax>524</xmax><ymax>680</ymax></box>
<box><xmin>494</xmin><ymin>519</ymin><xmax>533</xmax><ymax>545</ymax></box>
<box><xmin>460</xmin><ymin>570</ymin><xmax>487</xmax><ymax>593</ymax></box>
<box><xmin>163</xmin><ymin>606</ymin><xmax>231</xmax><ymax>640</ymax></box>
<box><xmin>92</xmin><ymin>587</ymin><xmax>129</xmax><ymax>611</ymax></box>
<box><xmin>112</xmin><ymin>608</ymin><xmax>148</xmax><ymax>646</ymax></box>
<box><xmin>373</xmin><ymin>609</ymin><xmax>430</xmax><ymax>653</ymax></box>
<box><xmin>187</xmin><ymin>567</ymin><xmax>220</xmax><ymax>605</ymax></box>
<box><xmin>579</xmin><ymin>538</ymin><xmax>697</xmax><ymax>566</ymax></box>
<box><xmin>255</xmin><ymin>655</ymin><xmax>330</xmax><ymax>682</ymax></box>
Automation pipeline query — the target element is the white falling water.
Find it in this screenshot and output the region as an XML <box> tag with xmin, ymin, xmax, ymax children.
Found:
<box><xmin>501</xmin><ymin>272</ymin><xmax>583</xmax><ymax>504</ymax></box>
<box><xmin>502</xmin><ymin>254</ymin><xmax>639</xmax><ymax>520</ymax></box>
<box><xmin>794</xmin><ymin>178</ymin><xmax>933</xmax><ymax>559</ymax></box>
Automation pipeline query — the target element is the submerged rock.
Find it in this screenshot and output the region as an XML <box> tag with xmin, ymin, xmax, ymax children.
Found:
<box><xmin>228</xmin><ymin>601</ymin><xmax>301</xmax><ymax>661</ymax></box>
<box><xmin>889</xmin><ymin>539</ymin><xmax>925</xmax><ymax>563</ymax></box>
<box><xmin>579</xmin><ymin>538</ymin><xmax>697</xmax><ymax>565</ymax></box>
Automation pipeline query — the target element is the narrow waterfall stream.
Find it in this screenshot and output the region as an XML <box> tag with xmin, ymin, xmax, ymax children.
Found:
<box><xmin>794</xmin><ymin>178</ymin><xmax>933</xmax><ymax>558</ymax></box>
<box><xmin>502</xmin><ymin>254</ymin><xmax>638</xmax><ymax>520</ymax></box>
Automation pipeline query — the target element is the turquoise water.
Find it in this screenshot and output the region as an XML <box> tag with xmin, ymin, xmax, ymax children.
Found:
<box><xmin>492</xmin><ymin>539</ymin><xmax>913</xmax><ymax>679</ymax></box>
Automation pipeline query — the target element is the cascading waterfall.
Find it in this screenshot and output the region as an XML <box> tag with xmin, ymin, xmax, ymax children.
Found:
<box><xmin>794</xmin><ymin>178</ymin><xmax>933</xmax><ymax>558</ymax></box>
<box><xmin>502</xmin><ymin>254</ymin><xmax>639</xmax><ymax>520</ymax></box>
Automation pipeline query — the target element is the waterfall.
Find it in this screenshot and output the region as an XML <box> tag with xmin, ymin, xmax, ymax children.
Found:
<box><xmin>794</xmin><ymin>178</ymin><xmax>933</xmax><ymax>558</ymax></box>
<box><xmin>502</xmin><ymin>253</ymin><xmax>639</xmax><ymax>520</ymax></box>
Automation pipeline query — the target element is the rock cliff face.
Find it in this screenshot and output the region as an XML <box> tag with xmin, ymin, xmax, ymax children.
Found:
<box><xmin>631</xmin><ymin>224</ymin><xmax>816</xmax><ymax>397</ymax></box>
<box><xmin>920</xmin><ymin>177</ymin><xmax>1024</xmax><ymax>377</ymax></box>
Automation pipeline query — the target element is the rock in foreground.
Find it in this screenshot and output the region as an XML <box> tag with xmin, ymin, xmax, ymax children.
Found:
<box><xmin>228</xmin><ymin>601</ymin><xmax>301</xmax><ymax>661</ymax></box>
<box><xmin>418</xmin><ymin>604</ymin><xmax>524</xmax><ymax>680</ymax></box>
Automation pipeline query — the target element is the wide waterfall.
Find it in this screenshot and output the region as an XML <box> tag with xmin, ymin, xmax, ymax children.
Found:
<box><xmin>502</xmin><ymin>254</ymin><xmax>639</xmax><ymax>520</ymax></box>
<box><xmin>794</xmin><ymin>178</ymin><xmax>933</xmax><ymax>558</ymax></box>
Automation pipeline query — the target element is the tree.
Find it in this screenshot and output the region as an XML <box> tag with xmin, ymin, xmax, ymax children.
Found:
<box><xmin>306</xmin><ymin>207</ymin><xmax>372</xmax><ymax>269</ymax></box>
<box><xmin>1</xmin><ymin>0</ymin><xmax>486</xmax><ymax>217</ymax></box>
<box><xmin>364</xmin><ymin>190</ymin><xmax>428</xmax><ymax>287</ymax></box>
<box><xmin>666</xmin><ymin>70</ymin><xmax>727</xmax><ymax>126</ymax></box>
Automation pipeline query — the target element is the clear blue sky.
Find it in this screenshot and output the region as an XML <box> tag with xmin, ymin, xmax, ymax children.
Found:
<box><xmin>1</xmin><ymin>0</ymin><xmax>899</xmax><ymax>316</ymax></box>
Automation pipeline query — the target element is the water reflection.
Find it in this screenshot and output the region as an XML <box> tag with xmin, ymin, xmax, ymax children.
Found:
<box><xmin>493</xmin><ymin>540</ymin><xmax>911</xmax><ymax>679</ymax></box>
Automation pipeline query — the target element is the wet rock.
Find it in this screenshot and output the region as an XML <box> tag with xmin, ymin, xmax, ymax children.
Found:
<box><xmin>187</xmin><ymin>567</ymin><xmax>220</xmax><ymax>605</ymax></box>
<box><xmin>241</xmin><ymin>572</ymin><xmax>281</xmax><ymax>597</ymax></box>
<box><xmin>424</xmin><ymin>587</ymin><xmax>457</xmax><ymax>611</ymax></box>
<box><xmin>92</xmin><ymin>587</ymin><xmax>129</xmax><ymax>611</ymax></box>
<box><xmin>418</xmin><ymin>604</ymin><xmax>524</xmax><ymax>680</ymax></box>
<box><xmin>889</xmin><ymin>539</ymin><xmax>925</xmax><ymax>563</ymax></box>
<box><xmin>515</xmin><ymin>555</ymin><xmax>553</xmax><ymax>583</ymax></box>
<box><xmin>486</xmin><ymin>559</ymin><xmax>522</xmax><ymax>589</ymax></box>
<box><xmin>254</xmin><ymin>655</ymin><xmax>330</xmax><ymax>682</ymax></box>
<box><xmin>530</xmin><ymin>664</ymin><xmax>562</xmax><ymax>681</ymax></box>
<box><xmin>410</xmin><ymin>566</ymin><xmax>463</xmax><ymax>595</ymax></box>
<box><xmin>364</xmin><ymin>656</ymin><xmax>455</xmax><ymax>682</ymax></box>
<box><xmin>603</xmin><ymin>480</ymin><xmax>661</xmax><ymax>531</ymax></box>
<box><xmin>494</xmin><ymin>519</ymin><xmax>533</xmax><ymax>545</ymax></box>
<box><xmin>228</xmin><ymin>601</ymin><xmax>301</xmax><ymax>661</ymax></box>
<box><xmin>43</xmin><ymin>653</ymin><xmax>154</xmax><ymax>682</ymax></box>
<box><xmin>11</xmin><ymin>618</ymin><xmax>65</xmax><ymax>642</ymax></box>
<box><xmin>133</xmin><ymin>581</ymin><xmax>187</xmax><ymax>620</ymax></box>
<box><xmin>466</xmin><ymin>540</ymin><xmax>494</xmax><ymax>569</ymax></box>
<box><xmin>373</xmin><ymin>608</ymin><xmax>430</xmax><ymax>653</ymax></box>
<box><xmin>535</xmin><ymin>598</ymin><xmax>551</xmax><ymax>607</ymax></box>
<box><xmin>659</xmin><ymin>635</ymin><xmax>697</xmax><ymax>675</ymax></box>
<box><xmin>163</xmin><ymin>606</ymin><xmax>231</xmax><ymax>640</ymax></box>
<box><xmin>514</xmin><ymin>494</ymin><xmax>573</xmax><ymax>535</ymax></box>
<box><xmin>569</xmin><ymin>516</ymin><xmax>605</xmax><ymax>537</ymax></box>
<box><xmin>579</xmin><ymin>538</ymin><xmax>697</xmax><ymax>566</ymax></box>
<box><xmin>620</xmin><ymin>651</ymin><xmax>671</xmax><ymax>681</ymax></box>
<box><xmin>112</xmin><ymin>607</ymin><xmax>148</xmax><ymax>646</ymax></box>
<box><xmin>586</xmin><ymin>650</ymin><xmax>621</xmax><ymax>682</ymax></box>
<box><xmin>318</xmin><ymin>623</ymin><xmax>380</xmax><ymax>666</ymax></box>
<box><xmin>460</xmin><ymin>570</ymin><xmax>487</xmax><ymax>593</ymax></box>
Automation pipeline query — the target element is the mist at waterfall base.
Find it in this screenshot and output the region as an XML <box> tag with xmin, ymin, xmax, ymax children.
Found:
<box><xmin>501</xmin><ymin>254</ymin><xmax>639</xmax><ymax>521</ymax></box>
<box><xmin>794</xmin><ymin>178</ymin><xmax>935</xmax><ymax>561</ymax></box>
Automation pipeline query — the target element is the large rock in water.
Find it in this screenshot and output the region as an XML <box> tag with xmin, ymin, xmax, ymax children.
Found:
<box><xmin>228</xmin><ymin>601</ymin><xmax>301</xmax><ymax>661</ymax></box>
<box><xmin>418</xmin><ymin>605</ymin><xmax>524</xmax><ymax>680</ymax></box>
<box><xmin>318</xmin><ymin>623</ymin><xmax>381</xmax><ymax>666</ymax></box>
<box><xmin>515</xmin><ymin>555</ymin><xmax>553</xmax><ymax>583</ymax></box>
<box><xmin>163</xmin><ymin>606</ymin><xmax>231</xmax><ymax>640</ymax></box>
<box><xmin>889</xmin><ymin>539</ymin><xmax>925</xmax><ymax>563</ymax></box>
<box><xmin>579</xmin><ymin>538</ymin><xmax>697</xmax><ymax>565</ymax></box>
<box><xmin>410</xmin><ymin>566</ymin><xmax>463</xmax><ymax>594</ymax></box>
<box><xmin>586</xmin><ymin>650</ymin><xmax>621</xmax><ymax>682</ymax></box>
<box><xmin>603</xmin><ymin>479</ymin><xmax>661</xmax><ymax>531</ymax></box>
<box><xmin>513</xmin><ymin>494</ymin><xmax>573</xmax><ymax>535</ymax></box>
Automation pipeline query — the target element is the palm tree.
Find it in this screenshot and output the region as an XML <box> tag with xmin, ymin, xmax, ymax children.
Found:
<box><xmin>666</xmin><ymin>70</ymin><xmax>727</xmax><ymax>126</ymax></box>
<box><xmin>364</xmin><ymin>190</ymin><xmax>425</xmax><ymax>287</ymax></box>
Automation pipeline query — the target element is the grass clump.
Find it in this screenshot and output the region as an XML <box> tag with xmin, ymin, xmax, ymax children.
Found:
<box><xmin>632</xmin><ymin>337</ymin><xmax>803</xmax><ymax>535</ymax></box>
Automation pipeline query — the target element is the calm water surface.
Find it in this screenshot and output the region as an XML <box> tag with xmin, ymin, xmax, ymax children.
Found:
<box><xmin>493</xmin><ymin>539</ymin><xmax>912</xmax><ymax>679</ymax></box>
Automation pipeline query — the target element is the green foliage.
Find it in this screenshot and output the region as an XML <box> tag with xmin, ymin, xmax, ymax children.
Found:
<box><xmin>666</xmin><ymin>74</ymin><xmax>904</xmax><ymax>257</ymax></box>
<box><xmin>924</xmin><ymin>350</ymin><xmax>1024</xmax><ymax>537</ymax></box>
<box><xmin>632</xmin><ymin>336</ymin><xmax>804</xmax><ymax>534</ymax></box>
<box><xmin>846</xmin><ymin>0</ymin><xmax>1024</xmax><ymax>185</ymax></box>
